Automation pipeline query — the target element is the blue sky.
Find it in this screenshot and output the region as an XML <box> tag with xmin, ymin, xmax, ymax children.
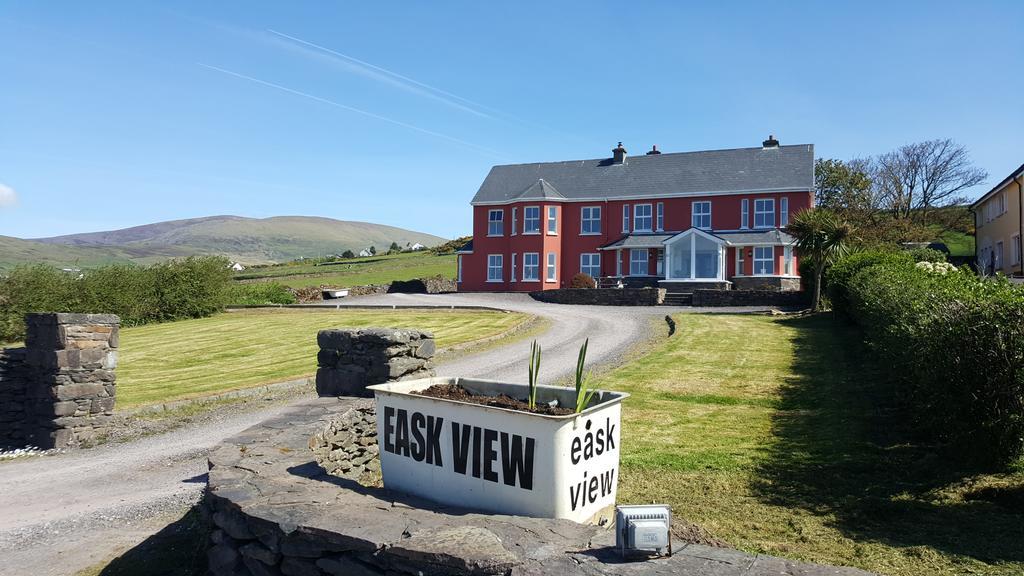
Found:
<box><xmin>1</xmin><ymin>1</ymin><xmax>1021</xmax><ymax>240</ymax></box>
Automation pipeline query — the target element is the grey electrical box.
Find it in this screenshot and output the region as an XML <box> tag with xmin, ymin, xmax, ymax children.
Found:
<box><xmin>615</xmin><ymin>504</ymin><xmax>672</xmax><ymax>557</ymax></box>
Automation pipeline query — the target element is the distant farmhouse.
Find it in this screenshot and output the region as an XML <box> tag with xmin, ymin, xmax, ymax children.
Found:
<box><xmin>457</xmin><ymin>137</ymin><xmax>812</xmax><ymax>293</ymax></box>
<box><xmin>229</xmin><ymin>262</ymin><xmax>246</xmax><ymax>272</ymax></box>
<box><xmin>358</xmin><ymin>249</ymin><xmax>373</xmax><ymax>257</ymax></box>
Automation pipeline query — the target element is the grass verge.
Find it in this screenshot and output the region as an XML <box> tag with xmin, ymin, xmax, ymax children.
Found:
<box><xmin>594</xmin><ymin>313</ymin><xmax>1024</xmax><ymax>576</ymax></box>
<box><xmin>117</xmin><ymin>308</ymin><xmax>527</xmax><ymax>408</ymax></box>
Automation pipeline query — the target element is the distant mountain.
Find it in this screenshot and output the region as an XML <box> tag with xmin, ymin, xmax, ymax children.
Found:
<box><xmin>1</xmin><ymin>216</ymin><xmax>446</xmax><ymax>270</ymax></box>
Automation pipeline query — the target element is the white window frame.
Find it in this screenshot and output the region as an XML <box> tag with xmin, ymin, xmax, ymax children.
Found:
<box><xmin>692</xmin><ymin>201</ymin><xmax>711</xmax><ymax>230</ymax></box>
<box><xmin>754</xmin><ymin>199</ymin><xmax>775</xmax><ymax>229</ymax></box>
<box><xmin>780</xmin><ymin>197</ymin><xmax>789</xmax><ymax>227</ymax></box>
<box><xmin>523</xmin><ymin>206</ymin><xmax>541</xmax><ymax>234</ymax></box>
<box><xmin>995</xmin><ymin>241</ymin><xmax>1004</xmax><ymax>270</ymax></box>
<box><xmin>581</xmin><ymin>206</ymin><xmax>602</xmax><ymax>235</ymax></box>
<box><xmin>547</xmin><ymin>206</ymin><xmax>558</xmax><ymax>235</ymax></box>
<box><xmin>735</xmin><ymin>248</ymin><xmax>745</xmax><ymax>276</ymax></box>
<box><xmin>511</xmin><ymin>253</ymin><xmax>517</xmax><ymax>282</ymax></box>
<box><xmin>753</xmin><ymin>246</ymin><xmax>774</xmax><ymax>276</ymax></box>
<box><xmin>522</xmin><ymin>252</ymin><xmax>539</xmax><ymax>281</ymax></box>
<box><xmin>656</xmin><ymin>202</ymin><xmax>664</xmax><ymax>232</ymax></box>
<box><xmin>487</xmin><ymin>209</ymin><xmax>504</xmax><ymax>237</ymax></box>
<box><xmin>512</xmin><ymin>207</ymin><xmax>518</xmax><ymax>236</ymax></box>
<box><xmin>457</xmin><ymin>255</ymin><xmax>463</xmax><ymax>283</ymax></box>
<box><xmin>629</xmin><ymin>249</ymin><xmax>648</xmax><ymax>276</ymax></box>
<box><xmin>487</xmin><ymin>254</ymin><xmax>503</xmax><ymax>282</ymax></box>
<box><xmin>580</xmin><ymin>253</ymin><xmax>601</xmax><ymax>278</ymax></box>
<box><xmin>740</xmin><ymin>199</ymin><xmax>749</xmax><ymax>229</ymax></box>
<box><xmin>1013</xmin><ymin>235</ymin><xmax>1021</xmax><ymax>266</ymax></box>
<box><xmin>784</xmin><ymin>245</ymin><xmax>793</xmax><ymax>275</ymax></box>
<box><xmin>622</xmin><ymin>205</ymin><xmax>630</xmax><ymax>233</ymax></box>
<box><xmin>633</xmin><ymin>204</ymin><xmax>653</xmax><ymax>232</ymax></box>
<box><xmin>546</xmin><ymin>252</ymin><xmax>557</xmax><ymax>282</ymax></box>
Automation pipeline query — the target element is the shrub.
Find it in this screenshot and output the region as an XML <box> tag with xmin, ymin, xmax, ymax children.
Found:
<box><xmin>845</xmin><ymin>259</ymin><xmax>1024</xmax><ymax>466</ymax></box>
<box><xmin>826</xmin><ymin>249</ymin><xmax>913</xmax><ymax>319</ymax></box>
<box><xmin>225</xmin><ymin>282</ymin><xmax>297</xmax><ymax>306</ymax></box>
<box><xmin>906</xmin><ymin>247</ymin><xmax>947</xmax><ymax>263</ymax></box>
<box><xmin>569</xmin><ymin>273</ymin><xmax>597</xmax><ymax>289</ymax></box>
<box><xmin>0</xmin><ymin>256</ymin><xmax>234</xmax><ymax>342</ymax></box>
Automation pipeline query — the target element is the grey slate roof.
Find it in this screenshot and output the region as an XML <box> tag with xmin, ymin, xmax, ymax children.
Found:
<box><xmin>472</xmin><ymin>144</ymin><xmax>814</xmax><ymax>205</ymax></box>
<box><xmin>600</xmin><ymin>234</ymin><xmax>675</xmax><ymax>250</ymax></box>
<box><xmin>716</xmin><ymin>229</ymin><xmax>796</xmax><ymax>245</ymax></box>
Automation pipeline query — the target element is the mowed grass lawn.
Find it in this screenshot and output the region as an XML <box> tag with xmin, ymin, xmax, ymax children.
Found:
<box><xmin>596</xmin><ymin>314</ymin><xmax>1024</xmax><ymax>576</ymax></box>
<box><xmin>117</xmin><ymin>308</ymin><xmax>526</xmax><ymax>408</ymax></box>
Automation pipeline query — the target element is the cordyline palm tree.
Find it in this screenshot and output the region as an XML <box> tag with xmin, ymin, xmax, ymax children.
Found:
<box><xmin>785</xmin><ymin>209</ymin><xmax>856</xmax><ymax>311</ymax></box>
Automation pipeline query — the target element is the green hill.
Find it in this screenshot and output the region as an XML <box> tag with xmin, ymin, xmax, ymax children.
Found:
<box><xmin>1</xmin><ymin>216</ymin><xmax>446</xmax><ymax>271</ymax></box>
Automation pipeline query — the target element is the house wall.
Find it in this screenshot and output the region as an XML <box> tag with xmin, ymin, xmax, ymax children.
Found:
<box><xmin>459</xmin><ymin>191</ymin><xmax>811</xmax><ymax>292</ymax></box>
<box><xmin>975</xmin><ymin>179</ymin><xmax>1023</xmax><ymax>275</ymax></box>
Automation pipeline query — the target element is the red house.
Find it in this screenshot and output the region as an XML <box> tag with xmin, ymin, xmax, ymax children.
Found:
<box><xmin>457</xmin><ymin>137</ymin><xmax>813</xmax><ymax>294</ymax></box>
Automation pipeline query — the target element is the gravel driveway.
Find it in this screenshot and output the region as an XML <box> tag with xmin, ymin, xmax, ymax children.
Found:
<box><xmin>0</xmin><ymin>293</ymin><xmax>769</xmax><ymax>575</ymax></box>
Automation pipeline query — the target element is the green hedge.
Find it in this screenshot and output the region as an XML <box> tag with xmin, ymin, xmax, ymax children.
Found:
<box><xmin>225</xmin><ymin>282</ymin><xmax>297</xmax><ymax>306</ymax></box>
<box><xmin>0</xmin><ymin>256</ymin><xmax>233</xmax><ymax>342</ymax></box>
<box><xmin>840</xmin><ymin>258</ymin><xmax>1024</xmax><ymax>466</ymax></box>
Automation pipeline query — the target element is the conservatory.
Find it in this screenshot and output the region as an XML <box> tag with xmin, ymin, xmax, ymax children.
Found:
<box><xmin>662</xmin><ymin>228</ymin><xmax>727</xmax><ymax>282</ymax></box>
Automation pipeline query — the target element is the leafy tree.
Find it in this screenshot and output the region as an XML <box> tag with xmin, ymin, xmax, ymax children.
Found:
<box><xmin>815</xmin><ymin>158</ymin><xmax>874</xmax><ymax>212</ymax></box>
<box><xmin>341</xmin><ymin>250</ymin><xmax>355</xmax><ymax>259</ymax></box>
<box><xmin>389</xmin><ymin>241</ymin><xmax>400</xmax><ymax>252</ymax></box>
<box><xmin>786</xmin><ymin>209</ymin><xmax>856</xmax><ymax>311</ymax></box>
<box><xmin>369</xmin><ymin>246</ymin><xmax>377</xmax><ymax>255</ymax></box>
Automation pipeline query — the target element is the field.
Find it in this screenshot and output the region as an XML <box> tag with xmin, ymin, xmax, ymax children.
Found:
<box><xmin>236</xmin><ymin>251</ymin><xmax>456</xmax><ymax>289</ymax></box>
<box><xmin>937</xmin><ymin>229</ymin><xmax>974</xmax><ymax>258</ymax></box>
<box><xmin>596</xmin><ymin>314</ymin><xmax>1024</xmax><ymax>576</ymax></box>
<box><xmin>116</xmin><ymin>308</ymin><xmax>526</xmax><ymax>408</ymax></box>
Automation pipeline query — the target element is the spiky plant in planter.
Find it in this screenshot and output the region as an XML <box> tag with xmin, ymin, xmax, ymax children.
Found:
<box><xmin>527</xmin><ymin>340</ymin><xmax>541</xmax><ymax>409</ymax></box>
<box><xmin>574</xmin><ymin>338</ymin><xmax>597</xmax><ymax>413</ymax></box>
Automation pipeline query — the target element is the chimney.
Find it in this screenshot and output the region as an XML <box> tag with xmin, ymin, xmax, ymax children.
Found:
<box><xmin>645</xmin><ymin>145</ymin><xmax>661</xmax><ymax>155</ymax></box>
<box><xmin>612</xmin><ymin>142</ymin><xmax>627</xmax><ymax>164</ymax></box>
<box><xmin>762</xmin><ymin>134</ymin><xmax>780</xmax><ymax>149</ymax></box>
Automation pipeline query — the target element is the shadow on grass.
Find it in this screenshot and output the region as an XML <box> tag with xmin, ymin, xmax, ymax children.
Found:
<box><xmin>753</xmin><ymin>314</ymin><xmax>1024</xmax><ymax>565</ymax></box>
<box><xmin>94</xmin><ymin>507</ymin><xmax>208</xmax><ymax>576</ymax></box>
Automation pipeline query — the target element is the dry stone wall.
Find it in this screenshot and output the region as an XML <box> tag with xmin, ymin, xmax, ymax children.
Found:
<box><xmin>529</xmin><ymin>288</ymin><xmax>666</xmax><ymax>306</ymax></box>
<box><xmin>315</xmin><ymin>328</ymin><xmax>435</xmax><ymax>398</ymax></box>
<box><xmin>0</xmin><ymin>313</ymin><xmax>120</xmax><ymax>449</ymax></box>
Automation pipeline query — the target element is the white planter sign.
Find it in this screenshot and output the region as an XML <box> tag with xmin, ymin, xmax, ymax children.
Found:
<box><xmin>367</xmin><ymin>377</ymin><xmax>628</xmax><ymax>523</ymax></box>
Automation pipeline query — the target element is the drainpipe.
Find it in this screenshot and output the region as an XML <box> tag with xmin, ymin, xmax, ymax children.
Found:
<box><xmin>1018</xmin><ymin>174</ymin><xmax>1023</xmax><ymax>277</ymax></box>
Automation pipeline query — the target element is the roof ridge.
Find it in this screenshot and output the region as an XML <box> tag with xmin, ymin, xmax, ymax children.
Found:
<box><xmin>491</xmin><ymin>144</ymin><xmax>814</xmax><ymax>169</ymax></box>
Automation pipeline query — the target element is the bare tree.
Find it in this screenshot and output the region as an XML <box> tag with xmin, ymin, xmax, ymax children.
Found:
<box><xmin>873</xmin><ymin>139</ymin><xmax>987</xmax><ymax>224</ymax></box>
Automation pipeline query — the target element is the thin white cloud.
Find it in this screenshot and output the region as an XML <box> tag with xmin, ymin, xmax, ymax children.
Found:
<box><xmin>0</xmin><ymin>183</ymin><xmax>17</xmax><ymax>208</ymax></box>
<box><xmin>197</xmin><ymin>64</ymin><xmax>507</xmax><ymax>159</ymax></box>
<box><xmin>266</xmin><ymin>29</ymin><xmax>498</xmax><ymax>120</ymax></box>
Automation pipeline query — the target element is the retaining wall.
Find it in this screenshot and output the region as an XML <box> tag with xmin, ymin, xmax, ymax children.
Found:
<box><xmin>315</xmin><ymin>328</ymin><xmax>435</xmax><ymax>398</ymax></box>
<box><xmin>529</xmin><ymin>288</ymin><xmax>666</xmax><ymax>306</ymax></box>
<box><xmin>0</xmin><ymin>313</ymin><xmax>120</xmax><ymax>449</ymax></box>
<box><xmin>692</xmin><ymin>289</ymin><xmax>809</xmax><ymax>307</ymax></box>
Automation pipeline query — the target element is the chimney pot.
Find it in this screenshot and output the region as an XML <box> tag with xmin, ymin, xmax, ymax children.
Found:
<box><xmin>645</xmin><ymin>145</ymin><xmax>661</xmax><ymax>155</ymax></box>
<box><xmin>762</xmin><ymin>134</ymin><xmax>780</xmax><ymax>148</ymax></box>
<box><xmin>612</xmin><ymin>142</ymin><xmax>627</xmax><ymax>164</ymax></box>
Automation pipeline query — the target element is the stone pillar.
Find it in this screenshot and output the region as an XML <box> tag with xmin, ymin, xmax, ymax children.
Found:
<box><xmin>24</xmin><ymin>313</ymin><xmax>120</xmax><ymax>448</ymax></box>
<box><xmin>0</xmin><ymin>347</ymin><xmax>29</xmax><ymax>449</ymax></box>
<box><xmin>315</xmin><ymin>328</ymin><xmax>435</xmax><ymax>397</ymax></box>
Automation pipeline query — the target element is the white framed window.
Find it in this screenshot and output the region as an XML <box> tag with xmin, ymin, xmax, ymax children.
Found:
<box><xmin>656</xmin><ymin>250</ymin><xmax>664</xmax><ymax>276</ymax></box>
<box><xmin>754</xmin><ymin>199</ymin><xmax>775</xmax><ymax>229</ymax></box>
<box><xmin>580</xmin><ymin>253</ymin><xmax>601</xmax><ymax>278</ymax></box>
<box><xmin>457</xmin><ymin>255</ymin><xmax>463</xmax><ymax>283</ymax></box>
<box><xmin>740</xmin><ymin>199</ymin><xmax>749</xmax><ymax>229</ymax></box>
<box><xmin>692</xmin><ymin>201</ymin><xmax>711</xmax><ymax>230</ymax></box>
<box><xmin>780</xmin><ymin>197</ymin><xmax>789</xmax><ymax>227</ymax></box>
<box><xmin>487</xmin><ymin>254</ymin><xmax>503</xmax><ymax>282</ymax></box>
<box><xmin>546</xmin><ymin>252</ymin><xmax>557</xmax><ymax>282</ymax></box>
<box><xmin>512</xmin><ymin>207</ymin><xmax>518</xmax><ymax>236</ymax></box>
<box><xmin>1013</xmin><ymin>235</ymin><xmax>1021</xmax><ymax>266</ymax></box>
<box><xmin>511</xmin><ymin>253</ymin><xmax>517</xmax><ymax>282</ymax></box>
<box><xmin>784</xmin><ymin>246</ymin><xmax>793</xmax><ymax>275</ymax></box>
<box><xmin>736</xmin><ymin>248</ymin><xmax>745</xmax><ymax>276</ymax></box>
<box><xmin>753</xmin><ymin>246</ymin><xmax>774</xmax><ymax>275</ymax></box>
<box><xmin>629</xmin><ymin>249</ymin><xmax>648</xmax><ymax>276</ymax></box>
<box><xmin>656</xmin><ymin>202</ymin><xmax>664</xmax><ymax>232</ymax></box>
<box><xmin>999</xmin><ymin>193</ymin><xmax>1007</xmax><ymax>215</ymax></box>
<box><xmin>487</xmin><ymin>209</ymin><xmax>503</xmax><ymax>236</ymax></box>
<box><xmin>547</xmin><ymin>206</ymin><xmax>558</xmax><ymax>235</ymax></box>
<box><xmin>523</xmin><ymin>206</ymin><xmax>540</xmax><ymax>234</ymax></box>
<box><xmin>995</xmin><ymin>241</ymin><xmax>1004</xmax><ymax>270</ymax></box>
<box><xmin>581</xmin><ymin>206</ymin><xmax>601</xmax><ymax>235</ymax></box>
<box><xmin>522</xmin><ymin>253</ymin><xmax>539</xmax><ymax>281</ymax></box>
<box><xmin>633</xmin><ymin>204</ymin><xmax>653</xmax><ymax>232</ymax></box>
<box><xmin>622</xmin><ymin>205</ymin><xmax>630</xmax><ymax>233</ymax></box>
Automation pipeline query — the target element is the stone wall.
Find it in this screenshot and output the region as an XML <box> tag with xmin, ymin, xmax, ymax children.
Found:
<box><xmin>729</xmin><ymin>276</ymin><xmax>801</xmax><ymax>292</ymax></box>
<box><xmin>315</xmin><ymin>328</ymin><xmax>435</xmax><ymax>397</ymax></box>
<box><xmin>529</xmin><ymin>288</ymin><xmax>666</xmax><ymax>306</ymax></box>
<box><xmin>0</xmin><ymin>313</ymin><xmax>120</xmax><ymax>449</ymax></box>
<box><xmin>308</xmin><ymin>403</ymin><xmax>379</xmax><ymax>482</ymax></box>
<box><xmin>388</xmin><ymin>275</ymin><xmax>457</xmax><ymax>294</ymax></box>
<box><xmin>692</xmin><ymin>289</ymin><xmax>809</xmax><ymax>308</ymax></box>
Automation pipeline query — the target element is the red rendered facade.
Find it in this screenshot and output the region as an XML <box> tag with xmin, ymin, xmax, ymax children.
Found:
<box><xmin>459</xmin><ymin>191</ymin><xmax>812</xmax><ymax>292</ymax></box>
